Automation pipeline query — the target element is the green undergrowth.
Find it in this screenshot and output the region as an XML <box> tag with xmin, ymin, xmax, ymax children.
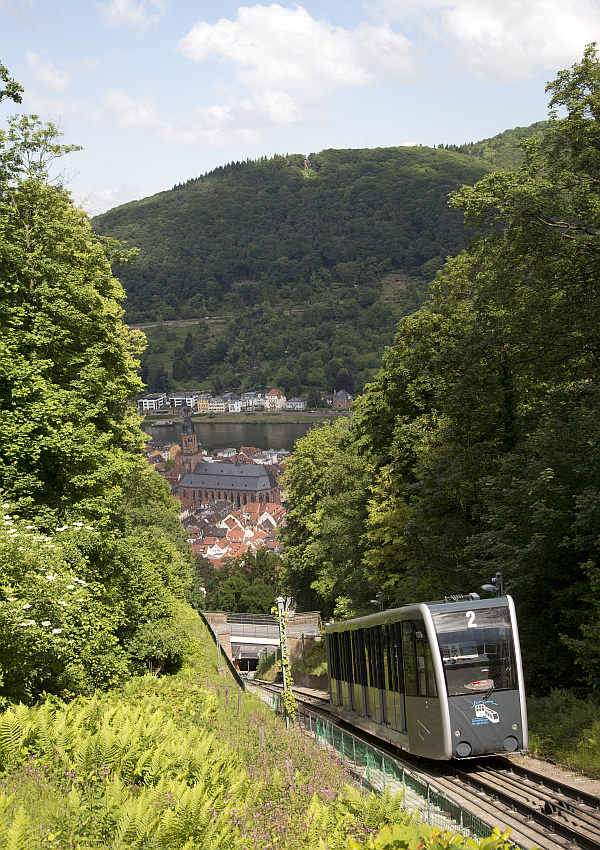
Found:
<box><xmin>256</xmin><ymin>640</ymin><xmax>327</xmax><ymax>683</ymax></box>
<box><xmin>292</xmin><ymin>640</ymin><xmax>328</xmax><ymax>678</ymax></box>
<box><xmin>527</xmin><ymin>689</ymin><xmax>600</xmax><ymax>777</ymax></box>
<box><xmin>0</xmin><ymin>604</ymin><xmax>514</xmax><ymax>848</ymax></box>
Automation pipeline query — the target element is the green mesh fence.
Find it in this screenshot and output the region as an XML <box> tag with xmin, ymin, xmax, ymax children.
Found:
<box><xmin>246</xmin><ymin>681</ymin><xmax>499</xmax><ymax>842</ymax></box>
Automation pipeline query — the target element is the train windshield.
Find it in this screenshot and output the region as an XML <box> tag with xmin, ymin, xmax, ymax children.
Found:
<box><xmin>431</xmin><ymin>606</ymin><xmax>517</xmax><ymax>697</ymax></box>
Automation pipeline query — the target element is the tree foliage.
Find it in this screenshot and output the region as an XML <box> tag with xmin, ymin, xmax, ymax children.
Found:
<box><xmin>195</xmin><ymin>549</ymin><xmax>281</xmax><ymax>614</ymax></box>
<box><xmin>0</xmin><ymin>66</ymin><xmax>194</xmax><ymax>703</ymax></box>
<box><xmin>96</xmin><ymin>125</ymin><xmax>546</xmax><ymax>395</ymax></box>
<box><xmin>282</xmin><ymin>46</ymin><xmax>600</xmax><ymax>693</ymax></box>
<box><xmin>0</xmin><ymin>62</ymin><xmax>22</xmax><ymax>105</ymax></box>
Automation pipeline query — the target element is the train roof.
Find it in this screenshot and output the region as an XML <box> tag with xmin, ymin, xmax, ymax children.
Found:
<box><xmin>325</xmin><ymin>596</ymin><xmax>512</xmax><ymax>633</ymax></box>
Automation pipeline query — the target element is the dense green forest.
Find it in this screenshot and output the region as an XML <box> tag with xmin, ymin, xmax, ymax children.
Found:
<box><xmin>281</xmin><ymin>47</ymin><xmax>600</xmax><ymax>698</ymax></box>
<box><xmin>441</xmin><ymin>121</ymin><xmax>550</xmax><ymax>169</ymax></box>
<box><xmin>93</xmin><ymin>128</ymin><xmax>545</xmax><ymax>394</ymax></box>
<box><xmin>0</xmin><ymin>75</ymin><xmax>194</xmax><ymax>704</ymax></box>
<box><xmin>93</xmin><ymin>145</ymin><xmax>491</xmax><ymax>322</ymax></box>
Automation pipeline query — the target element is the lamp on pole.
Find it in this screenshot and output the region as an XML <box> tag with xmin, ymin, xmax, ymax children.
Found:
<box><xmin>370</xmin><ymin>591</ymin><xmax>384</xmax><ymax>611</ymax></box>
<box><xmin>481</xmin><ymin>571</ymin><xmax>504</xmax><ymax>597</ymax></box>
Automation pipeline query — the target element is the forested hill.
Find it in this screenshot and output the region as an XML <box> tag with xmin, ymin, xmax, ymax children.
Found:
<box><xmin>442</xmin><ymin>120</ymin><xmax>549</xmax><ymax>170</ymax></box>
<box><xmin>93</xmin><ymin>124</ymin><xmax>545</xmax><ymax>394</ymax></box>
<box><xmin>94</xmin><ymin>145</ymin><xmax>491</xmax><ymax>323</ymax></box>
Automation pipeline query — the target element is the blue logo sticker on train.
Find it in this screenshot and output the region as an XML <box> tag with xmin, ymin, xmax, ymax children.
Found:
<box><xmin>472</xmin><ymin>699</ymin><xmax>500</xmax><ymax>725</ymax></box>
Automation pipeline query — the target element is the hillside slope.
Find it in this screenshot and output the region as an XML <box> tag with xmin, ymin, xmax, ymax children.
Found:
<box><xmin>94</xmin><ymin>146</ymin><xmax>490</xmax><ymax>323</ymax></box>
<box><xmin>93</xmin><ymin>124</ymin><xmax>546</xmax><ymax>393</ymax></box>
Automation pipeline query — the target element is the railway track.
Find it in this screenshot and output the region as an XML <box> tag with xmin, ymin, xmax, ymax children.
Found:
<box><xmin>250</xmin><ymin>679</ymin><xmax>600</xmax><ymax>850</ymax></box>
<box><xmin>452</xmin><ymin>761</ymin><xmax>600</xmax><ymax>850</ymax></box>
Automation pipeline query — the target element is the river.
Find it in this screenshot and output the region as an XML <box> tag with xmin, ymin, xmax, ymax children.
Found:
<box><xmin>142</xmin><ymin>420</ymin><xmax>313</xmax><ymax>452</ymax></box>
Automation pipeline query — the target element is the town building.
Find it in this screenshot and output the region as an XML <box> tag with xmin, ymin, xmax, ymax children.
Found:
<box><xmin>169</xmin><ymin>391</ymin><xmax>200</xmax><ymax>409</ymax></box>
<box><xmin>179</xmin><ymin>404</ymin><xmax>204</xmax><ymax>474</ymax></box>
<box><xmin>209</xmin><ymin>397</ymin><xmax>227</xmax><ymax>413</ymax></box>
<box><xmin>138</xmin><ymin>392</ymin><xmax>167</xmax><ymax>412</ymax></box>
<box><xmin>196</xmin><ymin>394</ymin><xmax>211</xmax><ymax>413</ymax></box>
<box><xmin>332</xmin><ymin>389</ymin><xmax>352</xmax><ymax>409</ymax></box>
<box><xmin>228</xmin><ymin>399</ymin><xmax>243</xmax><ymax>413</ymax></box>
<box><xmin>216</xmin><ymin>447</ymin><xmax>237</xmax><ymax>458</ymax></box>
<box><xmin>286</xmin><ymin>397</ymin><xmax>306</xmax><ymax>411</ymax></box>
<box><xmin>265</xmin><ymin>388</ymin><xmax>287</xmax><ymax>409</ymax></box>
<box><xmin>177</xmin><ymin>461</ymin><xmax>280</xmax><ymax>509</ymax></box>
<box><xmin>241</xmin><ymin>391</ymin><xmax>264</xmax><ymax>408</ymax></box>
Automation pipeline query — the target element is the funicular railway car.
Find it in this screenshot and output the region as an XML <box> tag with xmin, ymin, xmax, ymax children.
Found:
<box><xmin>325</xmin><ymin>596</ymin><xmax>527</xmax><ymax>760</ymax></box>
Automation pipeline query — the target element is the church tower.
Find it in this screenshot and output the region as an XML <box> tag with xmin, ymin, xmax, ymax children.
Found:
<box><xmin>181</xmin><ymin>403</ymin><xmax>198</xmax><ymax>467</ymax></box>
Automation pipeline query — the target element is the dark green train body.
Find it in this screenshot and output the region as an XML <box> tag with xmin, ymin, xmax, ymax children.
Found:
<box><xmin>325</xmin><ymin>596</ymin><xmax>528</xmax><ymax>760</ymax></box>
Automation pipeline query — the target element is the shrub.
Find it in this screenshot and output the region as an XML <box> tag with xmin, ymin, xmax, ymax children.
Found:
<box><xmin>125</xmin><ymin>620</ymin><xmax>189</xmax><ymax>674</ymax></box>
<box><xmin>0</xmin><ymin>514</ymin><xmax>129</xmax><ymax>703</ymax></box>
<box><xmin>527</xmin><ymin>688</ymin><xmax>600</xmax><ymax>776</ymax></box>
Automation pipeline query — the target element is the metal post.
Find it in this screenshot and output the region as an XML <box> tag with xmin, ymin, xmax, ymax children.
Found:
<box><xmin>276</xmin><ymin>596</ymin><xmax>290</xmax><ymax>729</ymax></box>
<box><xmin>427</xmin><ymin>783</ymin><xmax>431</xmax><ymax>824</ymax></box>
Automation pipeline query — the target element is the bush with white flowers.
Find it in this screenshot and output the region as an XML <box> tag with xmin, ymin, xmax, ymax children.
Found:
<box><xmin>0</xmin><ymin>509</ymin><xmax>128</xmax><ymax>704</ymax></box>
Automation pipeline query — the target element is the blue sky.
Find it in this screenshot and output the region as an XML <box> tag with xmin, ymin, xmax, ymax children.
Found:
<box><xmin>1</xmin><ymin>0</ymin><xmax>598</xmax><ymax>213</ymax></box>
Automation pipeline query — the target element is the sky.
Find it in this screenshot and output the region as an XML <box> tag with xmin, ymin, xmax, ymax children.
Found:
<box><xmin>1</xmin><ymin>0</ymin><xmax>599</xmax><ymax>214</ymax></box>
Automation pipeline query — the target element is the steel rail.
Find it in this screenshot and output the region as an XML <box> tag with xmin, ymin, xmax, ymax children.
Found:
<box><xmin>251</xmin><ymin>679</ymin><xmax>600</xmax><ymax>850</ymax></box>
<box><xmin>452</xmin><ymin>765</ymin><xmax>600</xmax><ymax>850</ymax></box>
<box><xmin>495</xmin><ymin>757</ymin><xmax>600</xmax><ymax>810</ymax></box>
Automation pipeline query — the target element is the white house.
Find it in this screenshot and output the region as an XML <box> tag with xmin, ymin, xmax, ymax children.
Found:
<box><xmin>241</xmin><ymin>391</ymin><xmax>264</xmax><ymax>409</ymax></box>
<box><xmin>265</xmin><ymin>388</ymin><xmax>287</xmax><ymax>409</ymax></box>
<box><xmin>228</xmin><ymin>399</ymin><xmax>243</xmax><ymax>413</ymax></box>
<box><xmin>169</xmin><ymin>392</ymin><xmax>200</xmax><ymax>409</ymax></box>
<box><xmin>286</xmin><ymin>397</ymin><xmax>306</xmax><ymax>411</ymax></box>
<box><xmin>138</xmin><ymin>392</ymin><xmax>167</xmax><ymax>412</ymax></box>
<box><xmin>216</xmin><ymin>447</ymin><xmax>237</xmax><ymax>458</ymax></box>
<box><xmin>209</xmin><ymin>397</ymin><xmax>227</xmax><ymax>413</ymax></box>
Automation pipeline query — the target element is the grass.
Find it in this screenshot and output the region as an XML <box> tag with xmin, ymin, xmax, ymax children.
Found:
<box><xmin>0</xmin><ymin>604</ymin><xmax>409</xmax><ymax>849</ymax></box>
<box><xmin>527</xmin><ymin>689</ymin><xmax>600</xmax><ymax>777</ymax></box>
<box><xmin>0</xmin><ymin>604</ymin><xmax>518</xmax><ymax>848</ymax></box>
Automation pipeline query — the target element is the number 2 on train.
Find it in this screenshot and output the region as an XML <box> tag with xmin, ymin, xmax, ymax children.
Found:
<box><xmin>466</xmin><ymin>610</ymin><xmax>477</xmax><ymax>628</ymax></box>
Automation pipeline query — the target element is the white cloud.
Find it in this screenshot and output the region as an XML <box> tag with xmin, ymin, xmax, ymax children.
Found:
<box><xmin>72</xmin><ymin>183</ymin><xmax>149</xmax><ymax>215</ymax></box>
<box><xmin>369</xmin><ymin>0</ymin><xmax>600</xmax><ymax>80</ymax></box>
<box><xmin>178</xmin><ymin>4</ymin><xmax>414</xmax><ymax>95</ymax></box>
<box><xmin>25</xmin><ymin>51</ymin><xmax>70</xmax><ymax>92</ymax></box>
<box><xmin>101</xmin><ymin>0</ymin><xmax>164</xmax><ymax>29</ymax></box>
<box><xmin>103</xmin><ymin>90</ymin><xmax>262</xmax><ymax>146</ymax></box>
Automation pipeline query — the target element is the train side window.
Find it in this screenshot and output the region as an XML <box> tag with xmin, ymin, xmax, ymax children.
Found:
<box><xmin>401</xmin><ymin>620</ymin><xmax>437</xmax><ymax>698</ymax></box>
<box><xmin>343</xmin><ymin>631</ymin><xmax>353</xmax><ymax>683</ymax></box>
<box><xmin>366</xmin><ymin>629</ymin><xmax>372</xmax><ymax>687</ymax></box>
<box><xmin>330</xmin><ymin>633</ymin><xmax>339</xmax><ymax>680</ymax></box>
<box><xmin>388</xmin><ymin>622</ymin><xmax>402</xmax><ymax>692</ymax></box>
<box><xmin>401</xmin><ymin>621</ymin><xmax>418</xmax><ymax>697</ymax></box>
<box><xmin>425</xmin><ymin>642</ymin><xmax>438</xmax><ymax>697</ymax></box>
<box><xmin>415</xmin><ymin>630</ymin><xmax>427</xmax><ymax>696</ymax></box>
<box><xmin>353</xmin><ymin>629</ymin><xmax>367</xmax><ymax>686</ymax></box>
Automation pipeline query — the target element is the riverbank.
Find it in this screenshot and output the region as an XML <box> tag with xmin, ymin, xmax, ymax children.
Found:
<box><xmin>145</xmin><ymin>410</ymin><xmax>348</xmax><ymax>426</ymax></box>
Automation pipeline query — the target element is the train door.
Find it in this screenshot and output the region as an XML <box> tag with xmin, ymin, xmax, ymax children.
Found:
<box><xmin>402</xmin><ymin>619</ymin><xmax>443</xmax><ymax>758</ymax></box>
<box><xmin>382</xmin><ymin>625</ymin><xmax>393</xmax><ymax>725</ymax></box>
<box><xmin>351</xmin><ymin>629</ymin><xmax>366</xmax><ymax>715</ymax></box>
<box><xmin>360</xmin><ymin>629</ymin><xmax>371</xmax><ymax>717</ymax></box>
<box><xmin>376</xmin><ymin>628</ymin><xmax>387</xmax><ymax>724</ymax></box>
<box><xmin>367</xmin><ymin>627</ymin><xmax>385</xmax><ymax>724</ymax></box>
<box><xmin>386</xmin><ymin>621</ymin><xmax>406</xmax><ymax>732</ymax></box>
<box><xmin>340</xmin><ymin>631</ymin><xmax>353</xmax><ymax>711</ymax></box>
